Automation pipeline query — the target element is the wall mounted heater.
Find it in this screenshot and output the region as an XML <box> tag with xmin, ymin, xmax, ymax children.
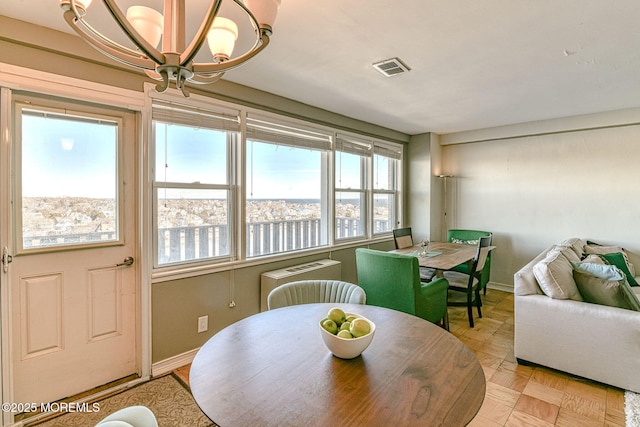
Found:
<box><xmin>260</xmin><ymin>259</ymin><xmax>342</xmax><ymax>311</ymax></box>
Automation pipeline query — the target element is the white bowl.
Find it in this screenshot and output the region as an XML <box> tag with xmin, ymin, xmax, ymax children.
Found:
<box><xmin>319</xmin><ymin>313</ymin><xmax>376</xmax><ymax>359</ymax></box>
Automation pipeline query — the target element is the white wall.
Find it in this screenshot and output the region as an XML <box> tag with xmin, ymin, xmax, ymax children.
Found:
<box><xmin>439</xmin><ymin>109</ymin><xmax>640</xmax><ymax>289</ymax></box>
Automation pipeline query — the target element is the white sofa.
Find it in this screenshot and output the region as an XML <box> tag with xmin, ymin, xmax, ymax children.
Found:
<box><xmin>514</xmin><ymin>238</ymin><xmax>640</xmax><ymax>393</ymax></box>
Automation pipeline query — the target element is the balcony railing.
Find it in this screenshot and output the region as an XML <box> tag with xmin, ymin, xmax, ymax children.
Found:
<box><xmin>24</xmin><ymin>218</ymin><xmax>391</xmax><ymax>264</ymax></box>
<box><xmin>23</xmin><ymin>231</ymin><xmax>117</xmax><ymax>248</ymax></box>
<box><xmin>157</xmin><ymin>218</ymin><xmax>390</xmax><ymax>263</ymax></box>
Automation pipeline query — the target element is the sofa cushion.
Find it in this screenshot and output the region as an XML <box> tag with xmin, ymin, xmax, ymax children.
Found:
<box><xmin>553</xmin><ymin>244</ymin><xmax>581</xmax><ymax>263</ymax></box>
<box><xmin>572</xmin><ymin>262</ymin><xmax>640</xmax><ymax>311</ymax></box>
<box><xmin>533</xmin><ymin>250</ymin><xmax>583</xmax><ymax>301</ymax></box>
<box><xmin>560</xmin><ymin>238</ymin><xmax>586</xmax><ymax>259</ymax></box>
<box><xmin>584</xmin><ymin>244</ymin><xmax>636</xmax><ymax>277</ymax></box>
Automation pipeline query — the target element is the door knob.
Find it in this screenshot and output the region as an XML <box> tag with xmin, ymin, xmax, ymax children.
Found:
<box><xmin>2</xmin><ymin>247</ymin><xmax>12</xmax><ymax>273</ymax></box>
<box><xmin>116</xmin><ymin>256</ymin><xmax>134</xmax><ymax>267</ymax></box>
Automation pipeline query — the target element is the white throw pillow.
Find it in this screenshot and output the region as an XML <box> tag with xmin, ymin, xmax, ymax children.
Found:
<box><xmin>532</xmin><ymin>250</ymin><xmax>583</xmax><ymax>301</ymax></box>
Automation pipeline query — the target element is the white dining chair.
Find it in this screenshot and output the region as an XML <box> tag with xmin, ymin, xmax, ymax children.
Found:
<box><xmin>267</xmin><ymin>279</ymin><xmax>366</xmax><ymax>310</ymax></box>
<box><xmin>95</xmin><ymin>406</ymin><xmax>158</xmax><ymax>427</ymax></box>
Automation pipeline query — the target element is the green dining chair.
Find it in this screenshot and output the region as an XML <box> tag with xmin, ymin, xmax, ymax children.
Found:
<box><xmin>355</xmin><ymin>248</ymin><xmax>449</xmax><ymax>329</ymax></box>
<box><xmin>444</xmin><ymin>235</ymin><xmax>492</xmax><ymax>328</ymax></box>
<box><xmin>267</xmin><ymin>279</ymin><xmax>366</xmax><ymax>310</ymax></box>
<box><xmin>447</xmin><ymin>229</ymin><xmax>493</xmax><ymax>294</ymax></box>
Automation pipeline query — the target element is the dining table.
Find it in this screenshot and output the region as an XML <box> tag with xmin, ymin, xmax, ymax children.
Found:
<box><xmin>190</xmin><ymin>303</ymin><xmax>486</xmax><ymax>427</ymax></box>
<box><xmin>392</xmin><ymin>241</ymin><xmax>495</xmax><ymax>273</ymax></box>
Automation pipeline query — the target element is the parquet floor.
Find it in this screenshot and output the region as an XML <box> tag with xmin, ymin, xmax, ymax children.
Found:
<box><xmin>449</xmin><ymin>290</ymin><xmax>626</xmax><ymax>427</ymax></box>
<box><xmin>175</xmin><ymin>289</ymin><xmax>627</xmax><ymax>427</ymax></box>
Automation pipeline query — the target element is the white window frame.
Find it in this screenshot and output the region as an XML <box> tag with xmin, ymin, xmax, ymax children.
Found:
<box><xmin>145</xmin><ymin>90</ymin><xmax>404</xmax><ymax>271</ymax></box>
<box><xmin>151</xmin><ymin>98</ymin><xmax>240</xmax><ymax>268</ymax></box>
<box><xmin>334</xmin><ymin>134</ymin><xmax>372</xmax><ymax>242</ymax></box>
<box><xmin>244</xmin><ymin>113</ymin><xmax>333</xmax><ymax>258</ymax></box>
<box><xmin>13</xmin><ymin>95</ymin><xmax>126</xmax><ymax>255</ymax></box>
<box><xmin>372</xmin><ymin>141</ymin><xmax>402</xmax><ymax>235</ymax></box>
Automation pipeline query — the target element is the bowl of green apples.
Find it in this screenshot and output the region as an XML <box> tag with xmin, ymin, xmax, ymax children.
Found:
<box><xmin>319</xmin><ymin>307</ymin><xmax>375</xmax><ymax>359</ymax></box>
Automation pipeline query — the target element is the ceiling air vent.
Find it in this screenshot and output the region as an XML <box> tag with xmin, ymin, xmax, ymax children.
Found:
<box><xmin>372</xmin><ymin>57</ymin><xmax>411</xmax><ymax>77</ymax></box>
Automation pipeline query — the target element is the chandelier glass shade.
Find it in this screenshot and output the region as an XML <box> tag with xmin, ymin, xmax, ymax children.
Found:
<box><xmin>60</xmin><ymin>0</ymin><xmax>281</xmax><ymax>96</ymax></box>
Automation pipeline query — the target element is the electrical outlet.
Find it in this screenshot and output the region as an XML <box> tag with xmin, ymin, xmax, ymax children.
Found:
<box><xmin>197</xmin><ymin>315</ymin><xmax>208</xmax><ymax>333</ymax></box>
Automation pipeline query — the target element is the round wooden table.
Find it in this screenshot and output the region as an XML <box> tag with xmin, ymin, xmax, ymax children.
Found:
<box><xmin>190</xmin><ymin>303</ymin><xmax>486</xmax><ymax>426</ymax></box>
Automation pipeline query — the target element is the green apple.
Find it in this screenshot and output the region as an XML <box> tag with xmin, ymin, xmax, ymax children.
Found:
<box><xmin>345</xmin><ymin>315</ymin><xmax>358</xmax><ymax>323</ymax></box>
<box><xmin>321</xmin><ymin>319</ymin><xmax>339</xmax><ymax>335</ymax></box>
<box><xmin>337</xmin><ymin>330</ymin><xmax>353</xmax><ymax>339</ymax></box>
<box><xmin>349</xmin><ymin>318</ymin><xmax>371</xmax><ymax>338</ymax></box>
<box><xmin>327</xmin><ymin>307</ymin><xmax>346</xmax><ymax>326</ymax></box>
<box><xmin>339</xmin><ymin>321</ymin><xmax>351</xmax><ymax>332</ymax></box>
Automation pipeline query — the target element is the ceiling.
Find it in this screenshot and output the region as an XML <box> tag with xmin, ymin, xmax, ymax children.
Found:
<box><xmin>1</xmin><ymin>0</ymin><xmax>639</xmax><ymax>135</ymax></box>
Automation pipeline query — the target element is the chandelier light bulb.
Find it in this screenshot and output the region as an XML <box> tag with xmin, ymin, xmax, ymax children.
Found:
<box><xmin>126</xmin><ymin>6</ymin><xmax>164</xmax><ymax>49</ymax></box>
<box><xmin>207</xmin><ymin>17</ymin><xmax>238</xmax><ymax>61</ymax></box>
<box><xmin>79</xmin><ymin>0</ymin><xmax>94</xmax><ymax>9</ymax></box>
<box><xmin>60</xmin><ymin>0</ymin><xmax>94</xmax><ymax>14</ymax></box>
<box><xmin>244</xmin><ymin>0</ymin><xmax>281</xmax><ymax>33</ymax></box>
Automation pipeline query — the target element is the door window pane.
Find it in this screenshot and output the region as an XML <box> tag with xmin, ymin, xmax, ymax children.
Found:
<box><xmin>20</xmin><ymin>110</ymin><xmax>118</xmax><ymax>249</ymax></box>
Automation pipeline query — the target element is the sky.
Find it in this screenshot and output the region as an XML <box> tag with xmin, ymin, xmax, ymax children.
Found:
<box><xmin>21</xmin><ymin>114</ymin><xmax>380</xmax><ymax>201</ymax></box>
<box><xmin>21</xmin><ymin>113</ymin><xmax>117</xmax><ymax>198</ymax></box>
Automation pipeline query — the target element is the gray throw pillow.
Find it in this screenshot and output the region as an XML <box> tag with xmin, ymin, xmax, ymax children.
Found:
<box><xmin>571</xmin><ymin>262</ymin><xmax>640</xmax><ymax>311</ymax></box>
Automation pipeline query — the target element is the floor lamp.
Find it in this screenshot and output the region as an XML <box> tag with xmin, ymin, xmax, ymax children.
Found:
<box><xmin>437</xmin><ymin>175</ymin><xmax>455</xmax><ymax>240</ymax></box>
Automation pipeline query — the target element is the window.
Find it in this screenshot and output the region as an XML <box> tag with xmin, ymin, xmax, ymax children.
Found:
<box><xmin>335</xmin><ymin>136</ymin><xmax>371</xmax><ymax>240</ymax></box>
<box><xmin>16</xmin><ymin>101</ymin><xmax>121</xmax><ymax>251</ymax></box>
<box><xmin>373</xmin><ymin>143</ymin><xmax>402</xmax><ymax>234</ymax></box>
<box><xmin>149</xmin><ymin>96</ymin><xmax>403</xmax><ymax>269</ymax></box>
<box><xmin>152</xmin><ymin>101</ymin><xmax>239</xmax><ymax>266</ymax></box>
<box><xmin>245</xmin><ymin>115</ymin><xmax>331</xmax><ymax>257</ymax></box>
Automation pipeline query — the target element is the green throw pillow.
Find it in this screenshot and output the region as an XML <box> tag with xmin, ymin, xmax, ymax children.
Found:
<box><xmin>599</xmin><ymin>252</ymin><xmax>638</xmax><ymax>286</ymax></box>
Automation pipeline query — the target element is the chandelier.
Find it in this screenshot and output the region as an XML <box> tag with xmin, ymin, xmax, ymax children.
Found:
<box><xmin>60</xmin><ymin>0</ymin><xmax>281</xmax><ymax>97</ymax></box>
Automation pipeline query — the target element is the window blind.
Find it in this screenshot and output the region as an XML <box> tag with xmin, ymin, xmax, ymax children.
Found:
<box><xmin>152</xmin><ymin>99</ymin><xmax>240</xmax><ymax>132</ymax></box>
<box><xmin>335</xmin><ymin>136</ymin><xmax>372</xmax><ymax>157</ymax></box>
<box><xmin>21</xmin><ymin>108</ymin><xmax>118</xmax><ymax>127</ymax></box>
<box><xmin>374</xmin><ymin>142</ymin><xmax>402</xmax><ymax>160</ymax></box>
<box><xmin>246</xmin><ymin>115</ymin><xmax>332</xmax><ymax>151</ymax></box>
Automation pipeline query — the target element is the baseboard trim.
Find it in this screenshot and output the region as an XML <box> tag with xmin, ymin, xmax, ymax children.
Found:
<box><xmin>151</xmin><ymin>348</ymin><xmax>200</xmax><ymax>377</ymax></box>
<box><xmin>487</xmin><ymin>281</ymin><xmax>513</xmax><ymax>293</ymax></box>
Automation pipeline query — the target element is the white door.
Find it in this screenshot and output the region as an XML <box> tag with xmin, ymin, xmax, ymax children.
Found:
<box><xmin>4</xmin><ymin>94</ymin><xmax>138</xmax><ymax>405</ymax></box>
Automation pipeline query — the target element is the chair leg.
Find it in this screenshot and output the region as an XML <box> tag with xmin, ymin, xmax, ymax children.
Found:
<box><xmin>476</xmin><ymin>290</ymin><xmax>483</xmax><ymax>318</ymax></box>
<box><xmin>467</xmin><ymin>291</ymin><xmax>474</xmax><ymax>328</ymax></box>
<box><xmin>442</xmin><ymin>310</ymin><xmax>450</xmax><ymax>331</ymax></box>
